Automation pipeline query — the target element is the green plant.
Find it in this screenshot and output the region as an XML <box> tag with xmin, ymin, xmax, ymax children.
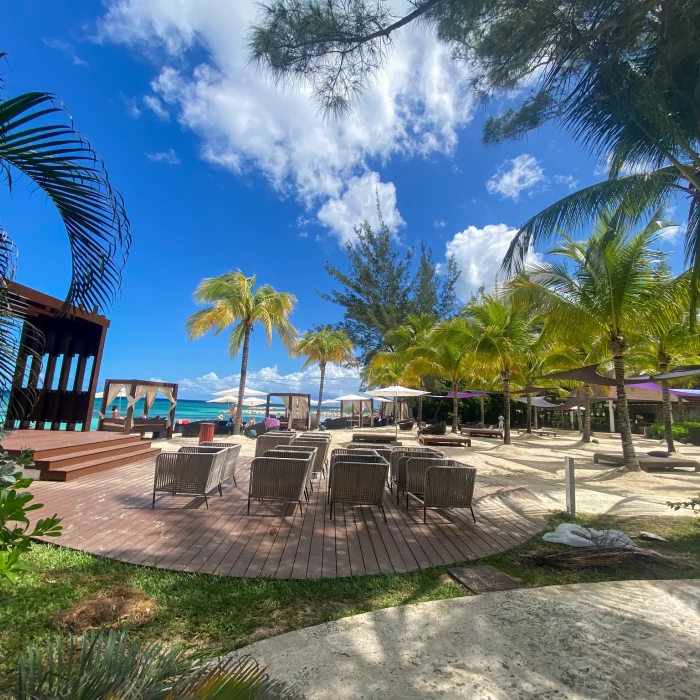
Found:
<box><xmin>0</xmin><ymin>449</ymin><xmax>62</xmax><ymax>583</ymax></box>
<box><xmin>17</xmin><ymin>627</ymin><xmax>302</xmax><ymax>699</ymax></box>
<box><xmin>649</xmin><ymin>422</ymin><xmax>700</xmax><ymax>442</ymax></box>
<box><xmin>667</xmin><ymin>495</ymin><xmax>700</xmax><ymax>515</ymax></box>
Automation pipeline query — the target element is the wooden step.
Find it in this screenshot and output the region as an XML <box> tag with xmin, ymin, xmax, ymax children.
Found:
<box><xmin>34</xmin><ymin>441</ymin><xmax>151</xmax><ymax>471</ymax></box>
<box><xmin>41</xmin><ymin>446</ymin><xmax>161</xmax><ymax>482</ymax></box>
<box><xmin>30</xmin><ymin>434</ymin><xmax>143</xmax><ymax>460</ymax></box>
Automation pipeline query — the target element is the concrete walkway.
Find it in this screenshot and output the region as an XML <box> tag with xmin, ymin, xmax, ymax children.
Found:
<box><xmin>230</xmin><ymin>580</ymin><xmax>700</xmax><ymax>699</ymax></box>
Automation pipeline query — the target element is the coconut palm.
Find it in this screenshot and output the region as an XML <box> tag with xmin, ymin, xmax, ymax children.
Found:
<box><xmin>385</xmin><ymin>314</ymin><xmax>435</xmax><ymax>425</ymax></box>
<box><xmin>461</xmin><ymin>296</ymin><xmax>539</xmax><ymax>444</ymax></box>
<box><xmin>624</xmin><ymin>273</ymin><xmax>700</xmax><ymax>452</ymax></box>
<box><xmin>507</xmin><ymin>211</ymin><xmax>685</xmax><ymax>469</ymax></box>
<box><xmin>186</xmin><ymin>271</ymin><xmax>296</xmax><ymax>433</ymax></box>
<box><xmin>292</xmin><ymin>326</ymin><xmax>355</xmax><ymax>423</ymax></box>
<box><xmin>409</xmin><ymin>318</ymin><xmax>475</xmax><ymax>433</ymax></box>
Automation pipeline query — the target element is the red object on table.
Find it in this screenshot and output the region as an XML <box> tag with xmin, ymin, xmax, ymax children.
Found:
<box><xmin>199</xmin><ymin>422</ymin><xmax>215</xmax><ymax>444</ymax></box>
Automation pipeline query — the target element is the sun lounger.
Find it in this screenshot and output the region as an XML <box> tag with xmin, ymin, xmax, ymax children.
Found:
<box><xmin>593</xmin><ymin>452</ymin><xmax>700</xmax><ymax>472</ymax></box>
<box><xmin>517</xmin><ymin>428</ymin><xmax>557</xmax><ymax>437</ymax></box>
<box><xmin>419</xmin><ymin>434</ymin><xmax>471</xmax><ymax>447</ymax></box>
<box><xmin>352</xmin><ymin>431</ymin><xmax>397</xmax><ymax>444</ymax></box>
<box><xmin>461</xmin><ymin>428</ymin><xmax>503</xmax><ymax>439</ymax></box>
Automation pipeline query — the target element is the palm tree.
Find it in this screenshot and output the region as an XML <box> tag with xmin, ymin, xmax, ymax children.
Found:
<box><xmin>507</xmin><ymin>211</ymin><xmax>685</xmax><ymax>469</ymax></box>
<box><xmin>0</xmin><ymin>53</ymin><xmax>130</xmax><ymax>417</ymax></box>
<box><xmin>462</xmin><ymin>296</ymin><xmax>539</xmax><ymax>444</ymax></box>
<box><xmin>186</xmin><ymin>271</ymin><xmax>296</xmax><ymax>433</ymax></box>
<box><xmin>625</xmin><ymin>273</ymin><xmax>700</xmax><ymax>452</ymax></box>
<box><xmin>292</xmin><ymin>326</ymin><xmax>355</xmax><ymax>424</ymax></box>
<box><xmin>385</xmin><ymin>314</ymin><xmax>435</xmax><ymax>425</ymax></box>
<box><xmin>409</xmin><ymin>318</ymin><xmax>475</xmax><ymax>433</ymax></box>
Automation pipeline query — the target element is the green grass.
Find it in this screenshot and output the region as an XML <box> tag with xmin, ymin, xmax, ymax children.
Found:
<box><xmin>2</xmin><ymin>512</ymin><xmax>699</xmax><ymax>696</ymax></box>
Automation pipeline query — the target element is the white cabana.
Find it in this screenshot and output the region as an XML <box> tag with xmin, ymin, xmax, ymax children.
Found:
<box><xmin>332</xmin><ymin>393</ymin><xmax>376</xmax><ymax>428</ymax></box>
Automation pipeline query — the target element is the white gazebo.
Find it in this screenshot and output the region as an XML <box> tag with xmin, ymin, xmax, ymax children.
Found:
<box><xmin>366</xmin><ymin>385</ymin><xmax>429</xmax><ymax>436</ymax></box>
<box><xmin>332</xmin><ymin>393</ymin><xmax>376</xmax><ymax>428</ymax></box>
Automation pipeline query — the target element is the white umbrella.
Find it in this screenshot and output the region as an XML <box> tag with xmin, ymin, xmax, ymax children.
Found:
<box><xmin>213</xmin><ymin>386</ymin><xmax>267</xmax><ymax>397</ymax></box>
<box><xmin>366</xmin><ymin>385</ymin><xmax>429</xmax><ymax>437</ymax></box>
<box><xmin>241</xmin><ymin>397</ymin><xmax>266</xmax><ymax>407</ymax></box>
<box><xmin>95</xmin><ymin>387</ymin><xmax>127</xmax><ymax>399</ymax></box>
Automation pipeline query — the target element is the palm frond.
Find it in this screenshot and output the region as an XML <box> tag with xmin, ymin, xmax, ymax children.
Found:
<box><xmin>0</xmin><ymin>92</ymin><xmax>130</xmax><ymax>311</ymax></box>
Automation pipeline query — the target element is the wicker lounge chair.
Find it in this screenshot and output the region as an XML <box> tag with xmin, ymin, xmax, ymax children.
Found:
<box><xmin>292</xmin><ymin>437</ymin><xmax>330</xmax><ymax>478</ymax></box>
<box><xmin>405</xmin><ymin>458</ymin><xmax>477</xmax><ymax>523</ymax></box>
<box><xmin>418</xmin><ymin>421</ymin><xmax>447</xmax><ymax>436</ymax></box>
<box><xmin>329</xmin><ymin>458</ymin><xmax>390</xmax><ymax>522</ymax></box>
<box><xmin>152</xmin><ymin>449</ymin><xmax>228</xmax><ymax>508</ymax></box>
<box><xmin>247</xmin><ymin>455</ymin><xmax>312</xmax><ymax>515</ymax></box>
<box><xmin>184</xmin><ymin>442</ymin><xmax>242</xmax><ymax>488</ymax></box>
<box><xmin>328</xmin><ymin>449</ymin><xmax>384</xmax><ymax>502</ymax></box>
<box><xmin>254</xmin><ymin>431</ymin><xmax>296</xmax><ymax>457</ymax></box>
<box><xmin>263</xmin><ymin>448</ymin><xmax>316</xmax><ymax>500</ymax></box>
<box><xmin>391</xmin><ymin>449</ymin><xmax>444</xmax><ymax>505</ymax></box>
<box><xmin>398</xmin><ymin>419</ymin><xmax>415</xmax><ymax>431</ymax></box>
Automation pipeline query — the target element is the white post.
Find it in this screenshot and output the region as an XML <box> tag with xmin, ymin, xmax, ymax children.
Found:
<box><xmin>608</xmin><ymin>399</ymin><xmax>615</xmax><ymax>433</ymax></box>
<box><xmin>565</xmin><ymin>456</ymin><xmax>575</xmax><ymax>516</ymax></box>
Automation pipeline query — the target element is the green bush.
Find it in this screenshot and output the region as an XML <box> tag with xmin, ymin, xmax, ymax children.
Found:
<box><xmin>649</xmin><ymin>422</ymin><xmax>700</xmax><ymax>441</ymax></box>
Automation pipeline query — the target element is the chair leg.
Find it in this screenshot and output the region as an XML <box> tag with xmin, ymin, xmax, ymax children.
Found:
<box><xmin>233</xmin><ymin>474</ymin><xmax>237</xmax><ymax>487</ymax></box>
<box><xmin>152</xmin><ymin>492</ymin><xmax>156</xmax><ymax>509</ymax></box>
<box><xmin>247</xmin><ymin>498</ymin><xmax>251</xmax><ymax>514</ymax></box>
<box><xmin>406</xmin><ymin>492</ymin><xmax>409</xmax><ymax>508</ymax></box>
<box><xmin>470</xmin><ymin>506</ymin><xmax>476</xmax><ymax>523</ymax></box>
<box><xmin>218</xmin><ymin>484</ymin><xmax>223</xmax><ymax>496</ymax></box>
<box><xmin>297</xmin><ymin>499</ymin><xmax>304</xmax><ymax>516</ymax></box>
<box><xmin>379</xmin><ymin>503</ymin><xmax>387</xmax><ymax>523</ymax></box>
<box><xmin>423</xmin><ymin>503</ymin><xmax>427</xmax><ymax>523</ymax></box>
<box><xmin>204</xmin><ymin>493</ymin><xmax>209</xmax><ymax>509</ymax></box>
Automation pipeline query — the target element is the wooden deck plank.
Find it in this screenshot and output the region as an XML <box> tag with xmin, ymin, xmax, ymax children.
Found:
<box><xmin>28</xmin><ymin>455</ymin><xmax>548</xmax><ymax>580</ymax></box>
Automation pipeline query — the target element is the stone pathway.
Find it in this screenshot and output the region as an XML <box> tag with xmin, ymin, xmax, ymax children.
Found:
<box><xmin>229</xmin><ymin>579</ymin><xmax>700</xmax><ymax>698</ymax></box>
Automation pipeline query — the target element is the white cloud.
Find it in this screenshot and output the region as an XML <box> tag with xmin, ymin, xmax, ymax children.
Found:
<box><xmin>96</xmin><ymin>0</ymin><xmax>476</xmax><ymax>241</ymax></box>
<box><xmin>433</xmin><ymin>219</ymin><xmax>446</xmax><ymax>228</ymax></box>
<box><xmin>486</xmin><ymin>154</ymin><xmax>546</xmax><ymax>201</ymax></box>
<box><xmin>177</xmin><ymin>365</ymin><xmax>361</xmax><ymax>399</ymax></box>
<box><xmin>120</xmin><ymin>93</ymin><xmax>142</xmax><ymax>118</ymax></box>
<box><xmin>143</xmin><ymin>94</ymin><xmax>170</xmax><ymax>120</ymax></box>
<box><xmin>146</xmin><ymin>148</ymin><xmax>180</xmax><ymax>164</ymax></box>
<box><xmin>297</xmin><ymin>231</ymin><xmax>309</xmax><ymax>239</ymax></box>
<box><xmin>554</xmin><ymin>174</ymin><xmax>578</xmax><ymax>190</ymax></box>
<box><xmin>316</xmin><ymin>172</ymin><xmax>404</xmax><ymax>244</ymax></box>
<box><xmin>43</xmin><ymin>38</ymin><xmax>88</xmax><ymax>66</ymax></box>
<box><xmin>443</xmin><ymin>223</ymin><xmax>538</xmax><ymax>300</ymax></box>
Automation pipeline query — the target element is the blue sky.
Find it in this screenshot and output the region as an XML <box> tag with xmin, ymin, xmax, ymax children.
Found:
<box><xmin>3</xmin><ymin>1</ymin><xmax>685</xmax><ymax>400</ymax></box>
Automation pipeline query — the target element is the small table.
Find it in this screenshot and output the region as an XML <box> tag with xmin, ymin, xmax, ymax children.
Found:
<box><xmin>419</xmin><ymin>434</ymin><xmax>471</xmax><ymax>448</ymax></box>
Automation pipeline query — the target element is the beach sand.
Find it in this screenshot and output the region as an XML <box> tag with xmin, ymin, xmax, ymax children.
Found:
<box><xmin>152</xmin><ymin>427</ymin><xmax>700</xmax><ymax>517</ymax></box>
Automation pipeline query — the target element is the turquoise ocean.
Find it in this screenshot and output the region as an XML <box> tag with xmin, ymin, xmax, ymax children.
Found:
<box><xmin>89</xmin><ymin>398</ymin><xmax>287</xmax><ymax>431</ymax></box>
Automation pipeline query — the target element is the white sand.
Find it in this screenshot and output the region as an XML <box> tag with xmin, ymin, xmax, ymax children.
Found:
<box><xmin>153</xmin><ymin>427</ymin><xmax>700</xmax><ymax>517</ymax></box>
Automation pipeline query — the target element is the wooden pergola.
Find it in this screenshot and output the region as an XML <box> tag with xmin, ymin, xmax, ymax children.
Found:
<box><xmin>97</xmin><ymin>379</ymin><xmax>178</xmax><ymax>439</ymax></box>
<box><xmin>265</xmin><ymin>392</ymin><xmax>312</xmax><ymax>431</ymax></box>
<box><xmin>3</xmin><ymin>282</ymin><xmax>109</xmax><ymax>431</ymax></box>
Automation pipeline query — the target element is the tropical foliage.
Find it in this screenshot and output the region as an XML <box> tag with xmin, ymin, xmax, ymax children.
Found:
<box><xmin>507</xmin><ymin>211</ymin><xmax>686</xmax><ymax>468</ymax></box>
<box><xmin>0</xmin><ymin>450</ymin><xmax>61</xmax><ymax>583</ymax></box>
<box><xmin>186</xmin><ymin>271</ymin><xmax>297</xmax><ymax>432</ymax></box>
<box><xmin>292</xmin><ymin>326</ymin><xmax>355</xmax><ymax>422</ymax></box>
<box><xmin>18</xmin><ymin>627</ymin><xmax>302</xmax><ymax>699</ymax></box>
<box><xmin>0</xmin><ymin>52</ymin><xmax>130</xmax><ymax>423</ymax></box>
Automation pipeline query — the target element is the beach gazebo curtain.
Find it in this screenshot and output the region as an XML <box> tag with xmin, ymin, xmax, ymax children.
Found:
<box><xmin>295</xmin><ymin>395</ymin><xmax>309</xmax><ymax>420</ymax></box>
<box><xmin>98</xmin><ymin>382</ymin><xmax>127</xmax><ymax>418</ymax></box>
<box><xmin>157</xmin><ymin>386</ymin><xmax>178</xmax><ymax>426</ymax></box>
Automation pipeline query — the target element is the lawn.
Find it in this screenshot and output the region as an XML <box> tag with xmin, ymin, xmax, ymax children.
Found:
<box><xmin>1</xmin><ymin>512</ymin><xmax>699</xmax><ymax>696</ymax></box>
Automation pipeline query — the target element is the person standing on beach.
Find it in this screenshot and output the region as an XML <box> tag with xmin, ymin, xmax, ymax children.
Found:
<box><xmin>498</xmin><ymin>414</ymin><xmax>505</xmax><ymax>430</ymax></box>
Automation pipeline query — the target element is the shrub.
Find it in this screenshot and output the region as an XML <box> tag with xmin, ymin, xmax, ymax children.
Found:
<box><xmin>0</xmin><ymin>448</ymin><xmax>62</xmax><ymax>582</ymax></box>
<box><xmin>18</xmin><ymin>627</ymin><xmax>303</xmax><ymax>699</ymax></box>
<box><xmin>649</xmin><ymin>421</ymin><xmax>700</xmax><ymax>441</ymax></box>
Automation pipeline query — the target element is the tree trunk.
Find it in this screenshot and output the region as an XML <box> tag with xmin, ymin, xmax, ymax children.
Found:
<box><xmin>451</xmin><ymin>381</ymin><xmax>459</xmax><ymax>433</ymax></box>
<box><xmin>235</xmin><ymin>325</ymin><xmax>252</xmax><ymax>434</ymax></box>
<box><xmin>582</xmin><ymin>385</ymin><xmax>591</xmax><ymax>443</ymax></box>
<box><xmin>534</xmin><ymin>406</ymin><xmax>538</xmax><ymax>429</ymax></box>
<box><xmin>502</xmin><ymin>369</ymin><xmax>511</xmax><ymax>445</ymax></box>
<box><xmin>659</xmin><ymin>359</ymin><xmax>675</xmax><ymax>452</ymax></box>
<box><xmin>526</xmin><ymin>392</ymin><xmax>532</xmax><ymax>434</ymax></box>
<box><xmin>480</xmin><ymin>395</ymin><xmax>485</xmax><ymax>427</ymax></box>
<box><xmin>612</xmin><ymin>352</ymin><xmax>639</xmax><ymax>470</ymax></box>
<box><xmin>316</xmin><ymin>361</ymin><xmax>326</xmax><ymax>425</ymax></box>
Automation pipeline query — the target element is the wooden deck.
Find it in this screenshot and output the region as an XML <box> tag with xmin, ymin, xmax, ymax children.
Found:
<box><xmin>28</xmin><ymin>456</ymin><xmax>549</xmax><ymax>579</ymax></box>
